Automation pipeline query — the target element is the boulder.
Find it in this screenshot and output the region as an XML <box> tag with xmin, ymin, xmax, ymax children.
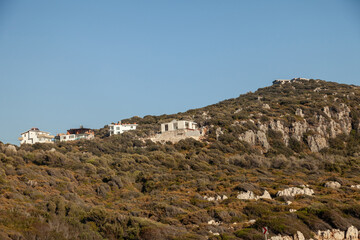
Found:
<box><xmin>294</xmin><ymin>231</ymin><xmax>305</xmax><ymax>240</ymax></box>
<box><xmin>256</xmin><ymin>190</ymin><xmax>272</xmax><ymax>200</ymax></box>
<box><xmin>324</xmin><ymin>181</ymin><xmax>341</xmax><ymax>189</ymax></box>
<box><xmin>263</xmin><ymin>104</ymin><xmax>271</xmax><ymax>109</ymax></box>
<box><xmin>208</xmin><ymin>220</ymin><xmax>220</xmax><ymax>226</ymax></box>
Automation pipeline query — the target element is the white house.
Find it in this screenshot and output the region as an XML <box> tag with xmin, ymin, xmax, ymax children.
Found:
<box><xmin>19</xmin><ymin>128</ymin><xmax>54</xmax><ymax>145</ymax></box>
<box><xmin>57</xmin><ymin>126</ymin><xmax>95</xmax><ymax>142</ymax></box>
<box><xmin>109</xmin><ymin>121</ymin><xmax>137</xmax><ymax>136</ymax></box>
<box><xmin>161</xmin><ymin>120</ymin><xmax>197</xmax><ymax>133</ymax></box>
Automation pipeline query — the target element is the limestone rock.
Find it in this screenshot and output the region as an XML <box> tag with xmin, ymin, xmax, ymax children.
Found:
<box><xmin>269</xmin><ymin>120</ymin><xmax>290</xmax><ymax>145</ymax></box>
<box><xmin>234</xmin><ymin>108</ymin><xmax>242</xmax><ymax>114</ymax></box>
<box><xmin>204</xmin><ymin>195</ymin><xmax>228</xmax><ymax>202</ymax></box>
<box><xmin>270</xmin><ymin>235</ymin><xmax>293</xmax><ymax>240</ymax></box>
<box><xmin>268</xmin><ymin>226</ymin><xmax>359</xmax><ymax>240</ymax></box>
<box><xmin>247</xmin><ymin>219</ymin><xmax>256</xmax><ymax>225</ymax></box>
<box><xmin>345</xmin><ymin>226</ymin><xmax>358</xmax><ymax>240</ymax></box>
<box><xmin>270</xmin><ymin>235</ymin><xmax>285</xmax><ymax>240</ymax></box>
<box><xmin>324</xmin><ymin>181</ymin><xmax>341</xmax><ymax>189</ymax></box>
<box><xmin>237</xmin><ymin>190</ymin><xmax>272</xmax><ymax>200</ymax></box>
<box><xmin>208</xmin><ymin>220</ymin><xmax>220</xmax><ymax>226</ymax></box>
<box><xmin>295</xmin><ymin>108</ymin><xmax>305</xmax><ymax>117</ymax></box>
<box><xmin>291</xmin><ymin>121</ymin><xmax>308</xmax><ymax>142</ymax></box>
<box><xmin>204</xmin><ymin>196</ymin><xmax>215</xmax><ymax>201</ymax></box>
<box><xmin>216</xmin><ymin>127</ymin><xmax>224</xmax><ymax>140</ymax></box>
<box><xmin>209</xmin><ymin>230</ymin><xmax>220</xmax><ymax>236</ymax></box>
<box><xmin>338</xmin><ymin>104</ymin><xmax>352</xmax><ymax>132</ymax></box>
<box><xmin>257</xmin><ymin>190</ymin><xmax>272</xmax><ymax>200</ymax></box>
<box><xmin>237</xmin><ymin>190</ymin><xmax>256</xmax><ymax>200</ymax></box>
<box><xmin>323</xmin><ymin>106</ymin><xmax>331</xmax><ymax>118</ymax></box>
<box><xmin>316</xmin><ymin>229</ymin><xmax>345</xmax><ymax>240</ymax></box>
<box><xmin>308</xmin><ymin>135</ymin><xmax>328</xmax><ymax>152</ymax></box>
<box><xmin>239</xmin><ymin>130</ymin><xmax>256</xmax><ymax>146</ymax></box>
<box><xmin>239</xmin><ymin>130</ymin><xmax>270</xmax><ymax>151</ymax></box>
<box><xmin>294</xmin><ymin>231</ymin><xmax>305</xmax><ymax>240</ymax></box>
<box><xmin>257</xmin><ymin>131</ymin><xmax>270</xmax><ymax>150</ymax></box>
<box><xmin>276</xmin><ymin>187</ymin><xmax>314</xmax><ymax>197</ymax></box>
<box><xmin>263</xmin><ymin>104</ymin><xmax>271</xmax><ymax>109</ymax></box>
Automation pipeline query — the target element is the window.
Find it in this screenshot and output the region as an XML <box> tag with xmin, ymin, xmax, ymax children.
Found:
<box><xmin>173</xmin><ymin>122</ymin><xmax>178</xmax><ymax>130</ymax></box>
<box><xmin>185</xmin><ymin>122</ymin><xmax>189</xmax><ymax>128</ymax></box>
<box><xmin>165</xmin><ymin>124</ymin><xmax>168</xmax><ymax>131</ymax></box>
<box><xmin>116</xmin><ymin>127</ymin><xmax>120</xmax><ymax>130</ymax></box>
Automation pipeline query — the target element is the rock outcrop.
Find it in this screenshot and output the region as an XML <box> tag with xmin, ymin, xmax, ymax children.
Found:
<box><xmin>207</xmin><ymin>220</ymin><xmax>221</xmax><ymax>226</ymax></box>
<box><xmin>308</xmin><ymin>135</ymin><xmax>328</xmax><ymax>152</ymax></box>
<box><xmin>203</xmin><ymin>195</ymin><xmax>228</xmax><ymax>202</ymax></box>
<box><xmin>269</xmin><ymin>226</ymin><xmax>359</xmax><ymax>240</ymax></box>
<box><xmin>345</xmin><ymin>226</ymin><xmax>359</xmax><ymax>240</ymax></box>
<box><xmin>236</xmin><ymin>102</ymin><xmax>354</xmax><ymax>153</ymax></box>
<box><xmin>237</xmin><ymin>190</ymin><xmax>272</xmax><ymax>200</ymax></box>
<box><xmin>276</xmin><ymin>187</ymin><xmax>314</xmax><ymax>197</ymax></box>
<box><xmin>239</xmin><ymin>130</ymin><xmax>270</xmax><ymax>151</ymax></box>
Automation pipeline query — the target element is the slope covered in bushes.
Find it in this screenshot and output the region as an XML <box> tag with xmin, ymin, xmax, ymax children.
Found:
<box><xmin>0</xmin><ymin>79</ymin><xmax>359</xmax><ymax>239</ymax></box>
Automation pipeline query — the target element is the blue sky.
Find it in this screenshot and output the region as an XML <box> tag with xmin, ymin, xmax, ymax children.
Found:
<box><xmin>0</xmin><ymin>0</ymin><xmax>359</xmax><ymax>145</ymax></box>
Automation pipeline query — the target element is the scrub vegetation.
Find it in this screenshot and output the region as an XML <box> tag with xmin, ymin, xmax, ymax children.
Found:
<box><xmin>0</xmin><ymin>79</ymin><xmax>359</xmax><ymax>239</ymax></box>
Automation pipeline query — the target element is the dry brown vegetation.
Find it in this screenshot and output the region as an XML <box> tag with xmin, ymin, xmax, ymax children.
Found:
<box><xmin>0</xmin><ymin>80</ymin><xmax>359</xmax><ymax>239</ymax></box>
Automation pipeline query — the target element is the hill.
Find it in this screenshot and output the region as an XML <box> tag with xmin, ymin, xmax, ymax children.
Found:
<box><xmin>0</xmin><ymin>79</ymin><xmax>360</xmax><ymax>239</ymax></box>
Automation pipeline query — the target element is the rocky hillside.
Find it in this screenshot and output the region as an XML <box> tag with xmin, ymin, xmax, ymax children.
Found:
<box><xmin>0</xmin><ymin>79</ymin><xmax>359</xmax><ymax>240</ymax></box>
<box><xmin>122</xmin><ymin>79</ymin><xmax>360</xmax><ymax>155</ymax></box>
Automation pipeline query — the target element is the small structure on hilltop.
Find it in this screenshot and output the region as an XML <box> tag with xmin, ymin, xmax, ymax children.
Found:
<box><xmin>273</xmin><ymin>78</ymin><xmax>310</xmax><ymax>85</ymax></box>
<box><xmin>56</xmin><ymin>126</ymin><xmax>94</xmax><ymax>142</ymax></box>
<box><xmin>109</xmin><ymin>121</ymin><xmax>137</xmax><ymax>136</ymax></box>
<box><xmin>150</xmin><ymin>119</ymin><xmax>205</xmax><ymax>143</ymax></box>
<box><xmin>19</xmin><ymin>128</ymin><xmax>54</xmax><ymax>145</ymax></box>
<box><xmin>161</xmin><ymin>120</ymin><xmax>197</xmax><ymax>133</ymax></box>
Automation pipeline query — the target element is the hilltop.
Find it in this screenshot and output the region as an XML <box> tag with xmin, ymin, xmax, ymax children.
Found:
<box><xmin>0</xmin><ymin>79</ymin><xmax>360</xmax><ymax>240</ymax></box>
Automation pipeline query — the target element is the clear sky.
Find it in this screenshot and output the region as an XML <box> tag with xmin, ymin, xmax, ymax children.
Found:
<box><xmin>0</xmin><ymin>0</ymin><xmax>360</xmax><ymax>145</ymax></box>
